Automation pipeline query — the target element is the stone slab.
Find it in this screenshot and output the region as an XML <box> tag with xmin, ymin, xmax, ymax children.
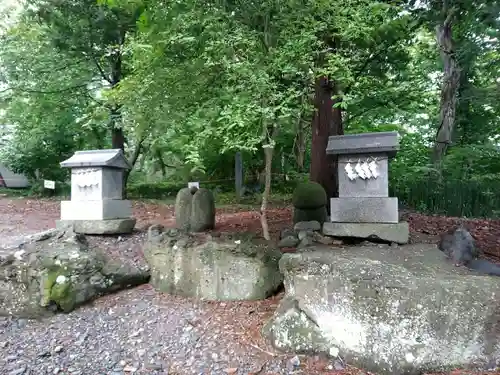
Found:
<box><xmin>56</xmin><ymin>218</ymin><xmax>136</xmax><ymax>234</ymax></box>
<box><xmin>326</xmin><ymin>131</ymin><xmax>399</xmax><ymax>157</ymax></box>
<box><xmin>323</xmin><ymin>221</ymin><xmax>409</xmax><ymax>244</ymax></box>
<box><xmin>338</xmin><ymin>155</ymin><xmax>388</xmax><ymax>198</ymax></box>
<box><xmin>330</xmin><ymin>197</ymin><xmax>399</xmax><ymax>223</ymax></box>
<box><xmin>60</xmin><ymin>199</ymin><xmax>132</xmax><ymax>221</ymax></box>
<box><xmin>263</xmin><ymin>245</ymin><xmax>500</xmax><ymax>374</ymax></box>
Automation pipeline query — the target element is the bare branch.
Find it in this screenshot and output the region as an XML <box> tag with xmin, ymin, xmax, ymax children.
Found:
<box><xmin>89</xmin><ymin>49</ymin><xmax>112</xmax><ymax>84</ymax></box>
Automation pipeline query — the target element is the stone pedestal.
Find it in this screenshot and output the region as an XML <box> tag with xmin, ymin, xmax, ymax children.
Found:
<box><xmin>325</xmin><ymin>132</ymin><xmax>409</xmax><ymax>243</ymax></box>
<box><xmin>57</xmin><ymin>149</ymin><xmax>136</xmax><ymax>234</ymax></box>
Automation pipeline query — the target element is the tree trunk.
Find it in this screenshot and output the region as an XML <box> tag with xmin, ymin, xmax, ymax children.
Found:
<box><xmin>260</xmin><ymin>144</ymin><xmax>274</xmax><ymax>241</ymax></box>
<box><xmin>111</xmin><ymin>124</ymin><xmax>125</xmax><ymax>151</ymax></box>
<box><xmin>310</xmin><ymin>76</ymin><xmax>343</xmax><ymax>200</ymax></box>
<box><xmin>155</xmin><ymin>149</ymin><xmax>167</xmax><ymax>177</ymax></box>
<box><xmin>432</xmin><ymin>4</ymin><xmax>460</xmax><ymax>164</ymax></box>
<box><xmin>121</xmin><ymin>137</ymin><xmax>144</xmax><ymax>199</ymax></box>
<box><xmin>295</xmin><ymin>112</ymin><xmax>306</xmax><ymax>171</ymax></box>
<box><xmin>260</xmin><ymin>126</ymin><xmax>278</xmax><ymax>241</ymax></box>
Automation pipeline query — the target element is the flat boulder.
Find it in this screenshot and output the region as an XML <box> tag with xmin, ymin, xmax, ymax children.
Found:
<box><xmin>262</xmin><ymin>244</ymin><xmax>500</xmax><ymax>374</ymax></box>
<box><xmin>144</xmin><ymin>225</ymin><xmax>283</xmax><ymax>300</ymax></box>
<box><xmin>0</xmin><ymin>228</ymin><xmax>150</xmax><ymax>317</ymax></box>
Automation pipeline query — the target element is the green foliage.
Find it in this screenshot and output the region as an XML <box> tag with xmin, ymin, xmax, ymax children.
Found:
<box><xmin>391</xmin><ymin>133</ymin><xmax>500</xmax><ymax>218</ymax></box>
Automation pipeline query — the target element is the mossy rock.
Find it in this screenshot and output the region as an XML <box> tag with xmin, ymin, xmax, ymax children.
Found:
<box><xmin>293</xmin><ymin>206</ymin><xmax>327</xmax><ymax>225</ymax></box>
<box><xmin>39</xmin><ymin>265</ymin><xmax>81</xmax><ymax>313</ymax></box>
<box><xmin>190</xmin><ymin>188</ymin><xmax>216</xmax><ymax>232</ymax></box>
<box><xmin>175</xmin><ymin>187</ymin><xmax>195</xmax><ymax>231</ymax></box>
<box><xmin>0</xmin><ymin>228</ymin><xmax>150</xmax><ymax>317</ymax></box>
<box><xmin>292</xmin><ymin>182</ymin><xmax>327</xmax><ymax>209</ymax></box>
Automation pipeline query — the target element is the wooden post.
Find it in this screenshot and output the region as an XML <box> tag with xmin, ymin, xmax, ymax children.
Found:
<box><xmin>235</xmin><ymin>152</ymin><xmax>243</xmax><ymax>198</ymax></box>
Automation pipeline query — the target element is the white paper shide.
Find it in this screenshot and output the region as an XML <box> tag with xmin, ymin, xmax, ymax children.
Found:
<box><xmin>344</xmin><ymin>162</ymin><xmax>357</xmax><ymax>181</ymax></box>
<box><xmin>345</xmin><ymin>159</ymin><xmax>380</xmax><ymax>181</ymax></box>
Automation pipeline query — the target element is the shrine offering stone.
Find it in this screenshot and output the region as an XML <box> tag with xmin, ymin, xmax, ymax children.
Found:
<box><xmin>174</xmin><ymin>187</ymin><xmax>194</xmax><ymax>231</ymax></box>
<box><xmin>175</xmin><ymin>187</ymin><xmax>216</xmax><ymax>232</ymax></box>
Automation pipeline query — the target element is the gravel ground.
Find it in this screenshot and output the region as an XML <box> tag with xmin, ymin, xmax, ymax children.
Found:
<box><xmin>0</xmin><ymin>198</ymin><xmax>337</xmax><ymax>375</ymax></box>
<box><xmin>0</xmin><ymin>286</ymin><xmax>311</xmax><ymax>375</ymax></box>
<box><xmin>3</xmin><ymin>198</ymin><xmax>495</xmax><ymax>375</ymax></box>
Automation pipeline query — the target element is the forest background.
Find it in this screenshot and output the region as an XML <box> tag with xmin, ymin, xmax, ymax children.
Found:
<box><xmin>0</xmin><ymin>0</ymin><xmax>499</xmax><ymax>226</ymax></box>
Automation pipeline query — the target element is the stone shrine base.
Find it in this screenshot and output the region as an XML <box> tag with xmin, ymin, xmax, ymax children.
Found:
<box><xmin>56</xmin><ymin>218</ymin><xmax>136</xmax><ymax>235</ymax></box>
<box><xmin>323</xmin><ymin>221</ymin><xmax>409</xmax><ymax>244</ymax></box>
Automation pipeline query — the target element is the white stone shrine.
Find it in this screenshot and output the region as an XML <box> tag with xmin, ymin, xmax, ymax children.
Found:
<box><xmin>323</xmin><ymin>132</ymin><xmax>409</xmax><ymax>244</ymax></box>
<box><xmin>56</xmin><ymin>149</ymin><xmax>136</xmax><ymax>234</ymax></box>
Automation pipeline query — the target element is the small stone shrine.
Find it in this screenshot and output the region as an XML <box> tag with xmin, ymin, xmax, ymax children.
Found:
<box><xmin>56</xmin><ymin>149</ymin><xmax>136</xmax><ymax>234</ymax></box>
<box><xmin>323</xmin><ymin>131</ymin><xmax>409</xmax><ymax>244</ymax></box>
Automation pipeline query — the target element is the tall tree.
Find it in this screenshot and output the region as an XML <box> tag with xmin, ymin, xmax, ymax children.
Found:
<box><xmin>432</xmin><ymin>0</ymin><xmax>461</xmax><ymax>163</ymax></box>
<box><xmin>27</xmin><ymin>0</ymin><xmax>145</xmax><ymax>152</ymax></box>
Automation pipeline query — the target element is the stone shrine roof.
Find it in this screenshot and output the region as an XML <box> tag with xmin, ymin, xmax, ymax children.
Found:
<box><xmin>326</xmin><ymin>131</ymin><xmax>399</xmax><ymax>157</ymax></box>
<box><xmin>60</xmin><ymin>149</ymin><xmax>132</xmax><ymax>170</ymax></box>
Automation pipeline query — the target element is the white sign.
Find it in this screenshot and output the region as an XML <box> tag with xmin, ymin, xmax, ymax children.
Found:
<box><xmin>188</xmin><ymin>181</ymin><xmax>200</xmax><ymax>189</ymax></box>
<box><xmin>44</xmin><ymin>180</ymin><xmax>56</xmax><ymax>189</ymax></box>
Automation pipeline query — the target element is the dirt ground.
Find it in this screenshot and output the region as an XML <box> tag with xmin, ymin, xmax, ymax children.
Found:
<box><xmin>0</xmin><ymin>197</ymin><xmax>499</xmax><ymax>375</ymax></box>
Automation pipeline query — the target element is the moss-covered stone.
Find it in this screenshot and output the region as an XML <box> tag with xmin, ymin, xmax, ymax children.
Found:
<box><xmin>292</xmin><ymin>182</ymin><xmax>328</xmax><ymax>209</ymax></box>
<box><xmin>48</xmin><ymin>273</ymin><xmax>76</xmax><ymax>312</ymax></box>
<box><xmin>0</xmin><ymin>228</ymin><xmax>150</xmax><ymax>318</ymax></box>
<box><xmin>293</xmin><ymin>206</ymin><xmax>327</xmax><ymax>224</ymax></box>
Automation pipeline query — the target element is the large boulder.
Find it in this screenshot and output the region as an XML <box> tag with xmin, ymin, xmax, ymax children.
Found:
<box><xmin>263</xmin><ymin>244</ymin><xmax>500</xmax><ymax>374</ymax></box>
<box><xmin>0</xmin><ymin>228</ymin><xmax>150</xmax><ymax>318</ymax></box>
<box><xmin>144</xmin><ymin>225</ymin><xmax>283</xmax><ymax>301</ymax></box>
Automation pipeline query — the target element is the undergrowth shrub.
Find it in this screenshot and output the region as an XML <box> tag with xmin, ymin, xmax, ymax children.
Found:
<box><xmin>390</xmin><ymin>135</ymin><xmax>500</xmax><ymax>218</ymax></box>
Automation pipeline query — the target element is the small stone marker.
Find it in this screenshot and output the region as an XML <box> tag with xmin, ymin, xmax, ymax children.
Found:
<box><xmin>188</xmin><ymin>181</ymin><xmax>200</xmax><ymax>189</ymax></box>
<box><xmin>56</xmin><ymin>149</ymin><xmax>136</xmax><ymax>234</ymax></box>
<box><xmin>324</xmin><ymin>131</ymin><xmax>409</xmax><ymax>243</ymax></box>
